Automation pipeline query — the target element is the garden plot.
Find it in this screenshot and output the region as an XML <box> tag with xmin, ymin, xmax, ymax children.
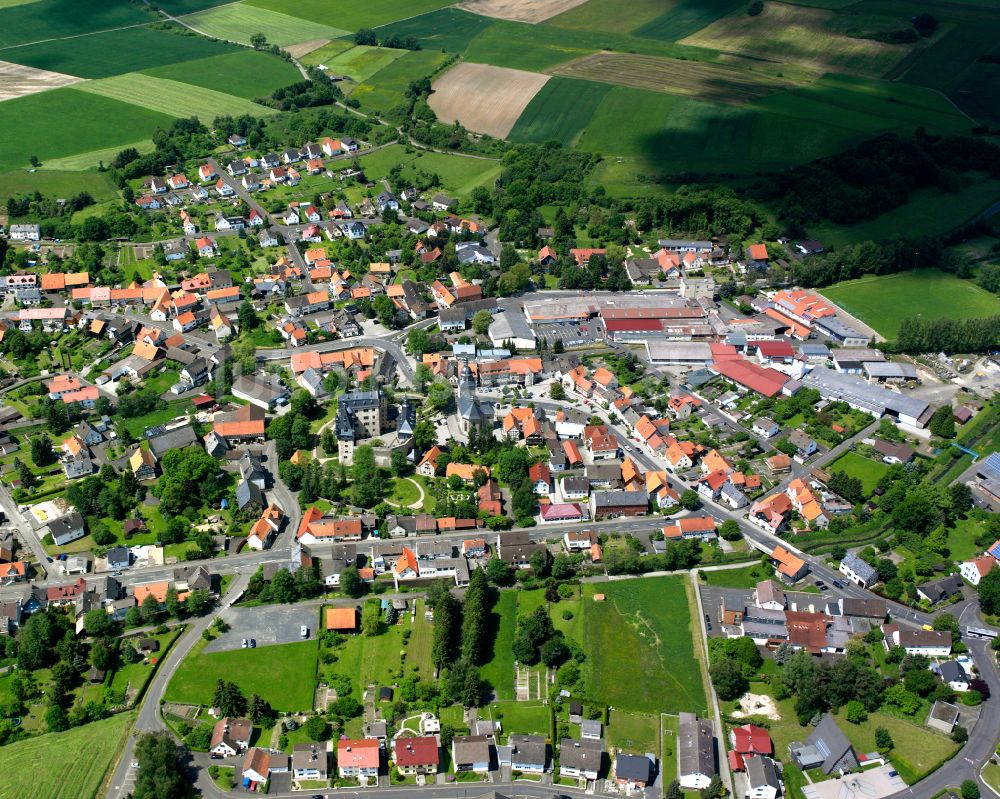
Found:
<box><xmin>427</xmin><ymin>62</ymin><xmax>549</xmax><ymax>137</ymax></box>
<box><xmin>0</xmin><ymin>59</ymin><xmax>83</xmax><ymax>100</ymax></box>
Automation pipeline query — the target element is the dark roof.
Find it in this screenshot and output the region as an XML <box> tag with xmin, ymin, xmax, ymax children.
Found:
<box><xmin>806</xmin><ymin>714</ymin><xmax>855</xmax><ymax>774</ymax></box>
<box><xmin>917</xmin><ymin>574</ymin><xmax>964</xmax><ymax>603</ymax></box>
<box><xmin>615</xmin><ymin>754</ymin><xmax>651</xmax><ymax>782</ymax></box>
<box><xmin>147</xmin><ymin>424</ymin><xmax>198</xmax><ymax>457</ymax></box>
<box><xmin>509</xmin><ymin>734</ymin><xmax>546</xmax><ymax>767</ymax></box>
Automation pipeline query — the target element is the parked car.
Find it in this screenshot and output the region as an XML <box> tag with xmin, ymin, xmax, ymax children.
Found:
<box><xmin>241</xmin><ymin>638</ymin><xmax>248</xmax><ymax>648</ymax></box>
<box><xmin>249</xmin><ymin>639</ymin><xmax>256</xmax><ymax>648</ymax></box>
<box><xmin>300</xmin><ymin>625</ymin><xmax>309</xmax><ymax>638</ymax></box>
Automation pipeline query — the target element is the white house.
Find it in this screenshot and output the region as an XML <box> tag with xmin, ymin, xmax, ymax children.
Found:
<box><xmin>882</xmin><ymin>624</ymin><xmax>951</xmax><ymax>657</ymax></box>
<box><xmin>960</xmin><ymin>556</ymin><xmax>996</xmax><ymax>586</ymax></box>
<box><xmin>839</xmin><ymin>552</ymin><xmax>878</xmax><ymax>589</ymax></box>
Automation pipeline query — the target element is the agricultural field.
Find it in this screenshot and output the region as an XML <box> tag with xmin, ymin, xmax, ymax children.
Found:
<box><xmin>0</xmin><ymin>25</ymin><xmax>242</xmax><ymax>79</ymax></box>
<box><xmin>822</xmin><ymin>269</ymin><xmax>1000</xmax><ymax>339</ymax></box>
<box><xmin>681</xmin><ymin>2</ymin><xmax>920</xmax><ymax>78</ymax></box>
<box><xmin>142</xmin><ymin>50</ymin><xmax>300</xmax><ymax>99</ymax></box>
<box><xmin>350</xmin><ymin>49</ymin><xmax>450</xmax><ymax>113</ymax></box>
<box><xmin>456</xmin><ymin>0</ymin><xmax>589</xmax><ymax>24</ymax></box>
<box><xmin>304</xmin><ymin>45</ymin><xmax>406</xmax><ymax>83</ymax></box>
<box><xmin>180</xmin><ymin>3</ymin><xmax>348</xmax><ymax>47</ymax></box>
<box><xmin>246</xmin><ymin>0</ymin><xmax>454</xmax><ymax>31</ymax></box>
<box><xmin>428</xmin><ymin>62</ymin><xmax>550</xmax><ymax>138</ymax></box>
<box><xmin>42</xmin><ymin>141</ymin><xmax>156</xmax><ymax>172</ymax></box>
<box><xmin>508</xmin><ymin>77</ymin><xmax>610</xmax><ymax>146</ymax></box>
<box><xmin>0</xmin><ymin>0</ymin><xmax>153</xmax><ymax>48</ymax></box>
<box><xmin>0</xmin><ymin>712</ymin><xmax>135</xmax><ymax>799</ymax></box>
<box><xmin>375</xmin><ymin>8</ymin><xmax>495</xmax><ymax>55</ymax></box>
<box><xmin>826</xmin><ymin>452</ymin><xmax>890</xmax><ymax>496</ymax></box>
<box><xmin>549</xmin><ymin>52</ymin><xmax>793</xmax><ymax>104</ymax></box>
<box><xmin>0</xmin><ymin>60</ymin><xmax>82</xmax><ymax>101</ymax></box>
<box><xmin>76</xmin><ymin>73</ymin><xmax>277</xmax><ymax>120</ymax></box>
<box><xmin>0</xmin><ymin>88</ymin><xmax>174</xmax><ymax>172</ymax></box>
<box><xmin>546</xmin><ymin>0</ymin><xmax>669</xmax><ymax>34</ymax></box>
<box><xmin>632</xmin><ymin>0</ymin><xmax>744</xmax><ymax>41</ymax></box>
<box><xmin>0</xmin><ymin>168</ymin><xmax>116</xmax><ymax>203</ymax></box>
<box><xmin>165</xmin><ymin>639</ymin><xmax>319</xmax><ymax>712</ymax></box>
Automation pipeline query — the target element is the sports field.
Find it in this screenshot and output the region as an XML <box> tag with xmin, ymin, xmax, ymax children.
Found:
<box><xmin>246</xmin><ymin>0</ymin><xmax>454</xmax><ymax>30</ymax></box>
<box><xmin>681</xmin><ymin>2</ymin><xmax>916</xmax><ymax>77</ymax></box>
<box><xmin>826</xmin><ymin>452</ymin><xmax>889</xmax><ymax>496</ymax></box>
<box><xmin>508</xmin><ymin>77</ymin><xmax>611</xmax><ymax>146</ymax></box>
<box><xmin>0</xmin><ymin>26</ymin><xmax>241</xmax><ymax>79</ymax></box>
<box><xmin>428</xmin><ymin>62</ymin><xmax>549</xmax><ymax>138</ymax></box>
<box><xmin>550</xmin><ymin>52</ymin><xmax>792</xmax><ymax>103</ymax></box>
<box><xmin>822</xmin><ymin>269</ymin><xmax>1000</xmax><ymax>339</ymax></box>
<box><xmin>76</xmin><ymin>73</ymin><xmax>276</xmax><ymax>120</ymax></box>
<box><xmin>181</xmin><ymin>2</ymin><xmax>348</xmax><ymax>47</ymax></box>
<box><xmin>165</xmin><ymin>640</ymin><xmax>318</xmax><ymax>712</ymax></box>
<box><xmin>142</xmin><ymin>50</ymin><xmax>300</xmax><ymax>98</ymax></box>
<box><xmin>0</xmin><ymin>711</ymin><xmax>134</xmax><ymax>799</ymax></box>
<box><xmin>0</xmin><ymin>88</ymin><xmax>174</xmax><ymax>172</ymax></box>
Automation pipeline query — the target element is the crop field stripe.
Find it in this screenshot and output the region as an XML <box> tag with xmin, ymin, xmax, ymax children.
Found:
<box><xmin>0</xmin><ymin>0</ymin><xmax>154</xmax><ymax>49</ymax></box>
<box><xmin>180</xmin><ymin>2</ymin><xmax>350</xmax><ymax>47</ymax></box>
<box><xmin>545</xmin><ymin>0</ymin><xmax>670</xmax><ymax>34</ymax></box>
<box><xmin>369</xmin><ymin>7</ymin><xmax>495</xmax><ymax>54</ymax></box>
<box><xmin>633</xmin><ymin>0</ymin><xmax>743</xmax><ymax>41</ymax></box>
<box><xmin>508</xmin><ymin>76</ymin><xmax>610</xmax><ymax>146</ymax></box>
<box><xmin>43</xmin><ymin>139</ymin><xmax>156</xmax><ymax>171</ymax></box>
<box><xmin>141</xmin><ymin>50</ymin><xmax>301</xmax><ymax>99</ymax></box>
<box><xmin>76</xmin><ymin>73</ymin><xmax>277</xmax><ymax>120</ymax></box>
<box><xmin>244</xmin><ymin>0</ymin><xmax>455</xmax><ymax>32</ymax></box>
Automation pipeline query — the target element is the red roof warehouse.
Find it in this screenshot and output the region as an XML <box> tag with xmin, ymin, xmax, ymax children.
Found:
<box><xmin>711</xmin><ymin>356</ymin><xmax>787</xmax><ymax>397</ymax></box>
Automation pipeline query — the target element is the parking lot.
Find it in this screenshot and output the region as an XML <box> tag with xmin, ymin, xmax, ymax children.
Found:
<box><xmin>534</xmin><ymin>323</ymin><xmax>603</xmax><ymax>347</ymax></box>
<box><xmin>205</xmin><ymin>602</ymin><xmax>323</xmax><ymax>653</ymax></box>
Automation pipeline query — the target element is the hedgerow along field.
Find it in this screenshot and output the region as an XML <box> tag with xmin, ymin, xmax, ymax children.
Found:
<box><xmin>180</xmin><ymin>2</ymin><xmax>348</xmax><ymax>47</ymax></box>
<box><xmin>142</xmin><ymin>50</ymin><xmax>301</xmax><ymax>99</ymax></box>
<box><xmin>0</xmin><ymin>711</ymin><xmax>135</xmax><ymax>799</ymax></box>
<box><xmin>0</xmin><ymin>88</ymin><xmax>174</xmax><ymax>172</ymax></box>
<box><xmin>245</xmin><ymin>0</ymin><xmax>454</xmax><ymax>31</ymax></box>
<box><xmin>76</xmin><ymin>73</ymin><xmax>278</xmax><ymax>120</ymax></box>
<box><xmin>0</xmin><ymin>25</ymin><xmax>243</xmax><ymax>79</ymax></box>
<box><xmin>822</xmin><ymin>269</ymin><xmax>1000</xmax><ymax>339</ymax></box>
<box><xmin>508</xmin><ymin>77</ymin><xmax>611</xmax><ymax>146</ymax></box>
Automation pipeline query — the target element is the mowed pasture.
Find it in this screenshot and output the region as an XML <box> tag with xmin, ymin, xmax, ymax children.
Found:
<box><xmin>0</xmin><ymin>26</ymin><xmax>241</xmax><ymax>79</ymax></box>
<box><xmin>42</xmin><ymin>140</ymin><xmax>156</xmax><ymax>171</ymax></box>
<box><xmin>508</xmin><ymin>77</ymin><xmax>610</xmax><ymax>146</ymax></box>
<box><xmin>822</xmin><ymin>269</ymin><xmax>1000</xmax><ymax>339</ymax></box>
<box><xmin>142</xmin><ymin>50</ymin><xmax>300</xmax><ymax>98</ymax></box>
<box><xmin>355</xmin><ymin>144</ymin><xmax>501</xmax><ymax>196</ymax></box>
<box><xmin>350</xmin><ymin>49</ymin><xmax>450</xmax><ymax>112</ymax></box>
<box><xmin>550</xmin><ymin>52</ymin><xmax>794</xmax><ymax>104</ymax></box>
<box><xmin>181</xmin><ymin>2</ymin><xmax>349</xmax><ymax>47</ymax></box>
<box><xmin>77</xmin><ymin>73</ymin><xmax>277</xmax><ymax>120</ymax></box>
<box><xmin>0</xmin><ymin>60</ymin><xmax>82</xmax><ymax>100</ymax></box>
<box><xmin>247</xmin><ymin>0</ymin><xmax>453</xmax><ymax>30</ymax></box>
<box><xmin>0</xmin><ymin>0</ymin><xmax>152</xmax><ymax>48</ymax></box>
<box><xmin>304</xmin><ymin>44</ymin><xmax>406</xmax><ymax>83</ymax></box>
<box><xmin>0</xmin><ymin>88</ymin><xmax>174</xmax><ymax>171</ymax></box>
<box><xmin>456</xmin><ymin>0</ymin><xmax>589</xmax><ymax>24</ymax></box>
<box><xmin>681</xmin><ymin>1</ymin><xmax>915</xmax><ymax>78</ymax></box>
<box><xmin>427</xmin><ymin>62</ymin><xmax>549</xmax><ymax>138</ymax></box>
<box><xmin>374</xmin><ymin>8</ymin><xmax>494</xmax><ymax>54</ymax></box>
<box><xmin>0</xmin><ymin>712</ymin><xmax>134</xmax><ymax>799</ymax></box>
<box><xmin>0</xmin><ymin>168</ymin><xmax>116</xmax><ymax>202</ymax></box>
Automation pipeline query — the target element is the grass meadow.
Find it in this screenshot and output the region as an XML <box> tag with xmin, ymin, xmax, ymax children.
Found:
<box><xmin>508</xmin><ymin>77</ymin><xmax>611</xmax><ymax>146</ymax></box>
<box><xmin>166</xmin><ymin>639</ymin><xmax>319</xmax><ymax>711</ymax></box>
<box><xmin>1</xmin><ymin>25</ymin><xmax>241</xmax><ymax>79</ymax></box>
<box><xmin>142</xmin><ymin>50</ymin><xmax>300</xmax><ymax>98</ymax></box>
<box><xmin>826</xmin><ymin>452</ymin><xmax>890</xmax><ymax>496</ymax></box>
<box><xmin>351</xmin><ymin>50</ymin><xmax>450</xmax><ymax>113</ymax></box>
<box><xmin>181</xmin><ymin>2</ymin><xmax>349</xmax><ymax>46</ymax></box>
<box><xmin>822</xmin><ymin>269</ymin><xmax>1000</xmax><ymax>338</ymax></box>
<box><xmin>0</xmin><ymin>88</ymin><xmax>174</xmax><ymax>171</ymax></box>
<box><xmin>0</xmin><ymin>711</ymin><xmax>135</xmax><ymax>799</ymax></box>
<box><xmin>304</xmin><ymin>44</ymin><xmax>406</xmax><ymax>83</ymax></box>
<box><xmin>77</xmin><ymin>73</ymin><xmax>277</xmax><ymax>120</ymax></box>
<box><xmin>354</xmin><ymin>144</ymin><xmax>501</xmax><ymax>196</ymax></box>
<box><xmin>546</xmin><ymin>0</ymin><xmax>669</xmax><ymax>34</ymax></box>
<box><xmin>0</xmin><ymin>168</ymin><xmax>115</xmax><ymax>202</ymax></box>
<box><xmin>373</xmin><ymin>8</ymin><xmax>494</xmax><ymax>54</ymax></box>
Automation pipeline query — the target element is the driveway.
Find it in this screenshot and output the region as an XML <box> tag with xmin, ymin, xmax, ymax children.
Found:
<box><xmin>204</xmin><ymin>603</ymin><xmax>324</xmax><ymax>652</ymax></box>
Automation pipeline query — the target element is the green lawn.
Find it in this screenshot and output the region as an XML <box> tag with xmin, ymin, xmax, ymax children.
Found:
<box><xmin>489</xmin><ymin>701</ymin><xmax>550</xmax><ymax>737</ymax></box>
<box><xmin>119</xmin><ymin>401</ymin><xmax>192</xmax><ymax>437</ymax></box>
<box><xmin>142</xmin><ymin>50</ymin><xmax>301</xmax><ymax>99</ymax></box>
<box><xmin>583</xmin><ymin>577</ymin><xmax>707</xmax><ymax>715</ymax></box>
<box><xmin>388</xmin><ymin>477</ymin><xmax>421</xmax><ymax>508</ymax></box>
<box><xmin>354</xmin><ymin>144</ymin><xmax>501</xmax><ymax>196</ymax></box>
<box><xmin>702</xmin><ymin>564</ymin><xmax>770</xmax><ymax>590</ymax></box>
<box><xmin>166</xmin><ymin>639</ymin><xmax>318</xmax><ymax>711</ymax></box>
<box><xmin>108</xmin><ymin>628</ymin><xmax>181</xmax><ymax>702</ymax></box>
<box><xmin>480</xmin><ymin>590</ymin><xmax>517</xmax><ymax>699</ymax></box>
<box><xmin>0</xmin><ymin>711</ymin><xmax>135</xmax><ymax>799</ymax></box>
<box><xmin>826</xmin><ymin>451</ymin><xmax>889</xmax><ymax>496</ymax></box>
<box><xmin>822</xmin><ymin>269</ymin><xmax>1000</xmax><ymax>339</ymax></box>
<box><xmin>0</xmin><ymin>88</ymin><xmax>174</xmax><ymax>172</ymax></box>
<box><xmin>606</xmin><ymin>710</ymin><xmax>660</xmax><ymax>755</ymax></box>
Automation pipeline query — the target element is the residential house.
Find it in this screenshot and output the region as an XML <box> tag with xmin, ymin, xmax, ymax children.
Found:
<box><xmin>839</xmin><ymin>553</ymin><xmax>878</xmax><ymax>589</ymax></box>
<box><xmin>678</xmin><ymin>712</ymin><xmax>715</xmax><ymax>790</ymax></box>
<box><xmin>882</xmin><ymin>623</ymin><xmax>952</xmax><ymax>657</ymax></box>
<box><xmin>560</xmin><ymin>738</ymin><xmax>604</xmax><ymax>781</ymax></box>
<box><xmin>210</xmin><ymin>718</ymin><xmax>253</xmax><ymax>758</ymax></box>
<box><xmin>452</xmin><ymin>736</ymin><xmax>492</xmax><ymax>773</ymax></box>
<box><xmin>337</xmin><ymin>738</ymin><xmax>380</xmax><ymax>778</ymax></box>
<box><xmin>790</xmin><ymin>715</ymin><xmax>857</xmax><ymax>775</ymax></box>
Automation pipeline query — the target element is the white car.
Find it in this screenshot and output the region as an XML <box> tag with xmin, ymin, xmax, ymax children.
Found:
<box><xmin>300</xmin><ymin>625</ymin><xmax>309</xmax><ymax>638</ymax></box>
<box><xmin>241</xmin><ymin>638</ymin><xmax>248</xmax><ymax>648</ymax></box>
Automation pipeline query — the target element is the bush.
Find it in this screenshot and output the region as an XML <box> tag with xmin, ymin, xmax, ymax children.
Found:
<box><xmin>747</xmin><ymin>0</ymin><xmax>763</xmax><ymax>14</ymax></box>
<box><xmin>961</xmin><ymin>690</ymin><xmax>983</xmax><ymax>706</ymax></box>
